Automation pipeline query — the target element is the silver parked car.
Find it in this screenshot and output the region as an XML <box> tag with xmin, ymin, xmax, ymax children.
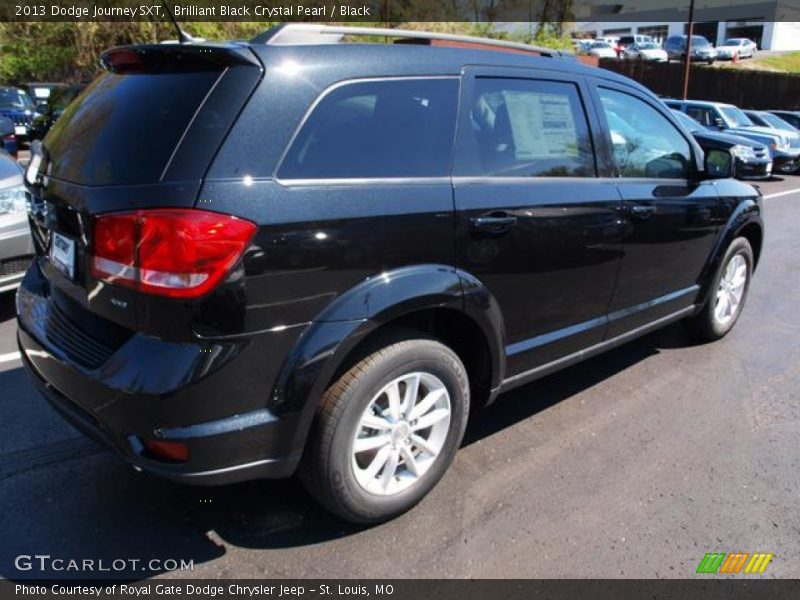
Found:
<box><xmin>715</xmin><ymin>38</ymin><xmax>757</xmax><ymax>60</ymax></box>
<box><xmin>623</xmin><ymin>42</ymin><xmax>668</xmax><ymax>62</ymax></box>
<box><xmin>0</xmin><ymin>119</ymin><xmax>31</xmax><ymax>293</ymax></box>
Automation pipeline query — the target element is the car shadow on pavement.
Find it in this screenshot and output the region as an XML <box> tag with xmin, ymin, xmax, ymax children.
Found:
<box><xmin>462</xmin><ymin>320</ymin><xmax>690</xmax><ymax>447</ymax></box>
<box><xmin>0</xmin><ymin>322</ymin><xmax>692</xmax><ymax>581</ymax></box>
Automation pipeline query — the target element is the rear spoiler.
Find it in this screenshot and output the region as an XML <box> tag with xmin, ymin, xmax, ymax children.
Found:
<box><xmin>100</xmin><ymin>43</ymin><xmax>261</xmax><ymax>74</ymax></box>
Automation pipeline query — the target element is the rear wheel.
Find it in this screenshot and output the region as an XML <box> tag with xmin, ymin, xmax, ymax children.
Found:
<box><xmin>301</xmin><ymin>334</ymin><xmax>470</xmax><ymax>523</ymax></box>
<box><xmin>683</xmin><ymin>237</ymin><xmax>753</xmax><ymax>341</ymax></box>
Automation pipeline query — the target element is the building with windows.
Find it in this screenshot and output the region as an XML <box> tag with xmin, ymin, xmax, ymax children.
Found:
<box><xmin>573</xmin><ymin>1</ymin><xmax>800</xmax><ymax>50</ymax></box>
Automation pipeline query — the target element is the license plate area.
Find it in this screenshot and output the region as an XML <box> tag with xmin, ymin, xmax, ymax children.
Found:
<box><xmin>49</xmin><ymin>232</ymin><xmax>76</xmax><ymax>280</ymax></box>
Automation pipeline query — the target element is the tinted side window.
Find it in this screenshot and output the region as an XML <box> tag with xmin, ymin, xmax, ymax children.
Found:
<box><xmin>779</xmin><ymin>113</ymin><xmax>800</xmax><ymax>128</ymax></box>
<box><xmin>686</xmin><ymin>105</ymin><xmax>714</xmax><ymax>126</ymax></box>
<box><xmin>279</xmin><ymin>78</ymin><xmax>458</xmax><ymax>179</ymax></box>
<box><xmin>598</xmin><ymin>88</ymin><xmax>692</xmax><ymax>179</ymax></box>
<box><xmin>458</xmin><ymin>78</ymin><xmax>595</xmax><ymax>178</ymax></box>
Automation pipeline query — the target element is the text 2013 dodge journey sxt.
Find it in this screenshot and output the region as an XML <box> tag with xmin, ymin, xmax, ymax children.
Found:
<box><xmin>17</xmin><ymin>25</ymin><xmax>763</xmax><ymax>523</ymax></box>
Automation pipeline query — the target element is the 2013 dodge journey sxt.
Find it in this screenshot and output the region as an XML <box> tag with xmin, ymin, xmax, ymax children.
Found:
<box><xmin>17</xmin><ymin>24</ymin><xmax>763</xmax><ymax>523</ymax></box>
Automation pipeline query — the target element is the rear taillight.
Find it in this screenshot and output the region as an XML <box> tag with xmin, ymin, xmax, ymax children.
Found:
<box><xmin>91</xmin><ymin>209</ymin><xmax>256</xmax><ymax>298</ymax></box>
<box><xmin>143</xmin><ymin>439</ymin><xmax>189</xmax><ymax>462</ymax></box>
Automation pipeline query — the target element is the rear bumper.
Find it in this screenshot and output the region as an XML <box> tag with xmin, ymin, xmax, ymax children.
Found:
<box><xmin>16</xmin><ymin>265</ymin><xmax>307</xmax><ymax>485</ymax></box>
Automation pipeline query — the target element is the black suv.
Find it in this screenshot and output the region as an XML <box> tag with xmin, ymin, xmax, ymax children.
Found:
<box><xmin>18</xmin><ymin>25</ymin><xmax>763</xmax><ymax>523</ymax></box>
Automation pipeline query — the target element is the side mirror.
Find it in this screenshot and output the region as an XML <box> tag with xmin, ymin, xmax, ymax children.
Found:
<box><xmin>703</xmin><ymin>148</ymin><xmax>735</xmax><ymax>179</ymax></box>
<box><xmin>713</xmin><ymin>117</ymin><xmax>725</xmax><ymax>129</ymax></box>
<box><xmin>0</xmin><ymin>117</ymin><xmax>13</xmax><ymax>138</ymax></box>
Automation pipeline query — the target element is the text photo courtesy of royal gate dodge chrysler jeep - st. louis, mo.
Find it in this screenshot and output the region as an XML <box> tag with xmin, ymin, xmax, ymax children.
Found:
<box><xmin>0</xmin><ymin>0</ymin><xmax>799</xmax><ymax>598</ymax></box>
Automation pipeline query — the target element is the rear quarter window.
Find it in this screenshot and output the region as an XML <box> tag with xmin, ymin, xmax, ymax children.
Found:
<box><xmin>44</xmin><ymin>71</ymin><xmax>222</xmax><ymax>186</ymax></box>
<box><xmin>278</xmin><ymin>78</ymin><xmax>459</xmax><ymax>180</ymax></box>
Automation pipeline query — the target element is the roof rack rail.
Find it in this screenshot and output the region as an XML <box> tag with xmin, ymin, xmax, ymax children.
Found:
<box><xmin>251</xmin><ymin>24</ymin><xmax>562</xmax><ymax>58</ymax></box>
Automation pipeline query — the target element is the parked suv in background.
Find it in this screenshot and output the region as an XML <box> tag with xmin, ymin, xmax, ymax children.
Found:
<box><xmin>768</xmin><ymin>110</ymin><xmax>800</xmax><ymax>130</ymax></box>
<box><xmin>667</xmin><ymin>99</ymin><xmax>800</xmax><ymax>173</ymax></box>
<box><xmin>18</xmin><ymin>25</ymin><xmax>763</xmax><ymax>523</ymax></box>
<box><xmin>665</xmin><ymin>35</ymin><xmax>717</xmax><ymax>64</ymax></box>
<box><xmin>0</xmin><ymin>86</ymin><xmax>39</xmax><ymax>144</ymax></box>
<box><xmin>744</xmin><ymin>109</ymin><xmax>800</xmax><ymax>134</ymax></box>
<box><xmin>671</xmin><ymin>110</ymin><xmax>772</xmax><ymax>179</ymax></box>
<box><xmin>616</xmin><ymin>34</ymin><xmax>653</xmax><ymax>56</ymax></box>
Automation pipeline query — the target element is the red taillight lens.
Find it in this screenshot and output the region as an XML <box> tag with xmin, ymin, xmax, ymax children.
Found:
<box><xmin>143</xmin><ymin>439</ymin><xmax>190</xmax><ymax>462</ymax></box>
<box><xmin>91</xmin><ymin>209</ymin><xmax>256</xmax><ymax>298</ymax></box>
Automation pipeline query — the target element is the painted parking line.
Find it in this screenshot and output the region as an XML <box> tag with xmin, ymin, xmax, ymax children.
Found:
<box><xmin>0</xmin><ymin>351</ymin><xmax>21</xmax><ymax>364</ymax></box>
<box><xmin>763</xmin><ymin>188</ymin><xmax>800</xmax><ymax>199</ymax></box>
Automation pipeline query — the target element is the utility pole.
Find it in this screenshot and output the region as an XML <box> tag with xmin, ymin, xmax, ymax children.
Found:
<box><xmin>682</xmin><ymin>0</ymin><xmax>695</xmax><ymax>99</ymax></box>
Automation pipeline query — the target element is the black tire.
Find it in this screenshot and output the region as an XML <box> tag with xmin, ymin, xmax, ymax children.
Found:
<box><xmin>301</xmin><ymin>334</ymin><xmax>470</xmax><ymax>524</ymax></box>
<box><xmin>683</xmin><ymin>237</ymin><xmax>754</xmax><ymax>342</ymax></box>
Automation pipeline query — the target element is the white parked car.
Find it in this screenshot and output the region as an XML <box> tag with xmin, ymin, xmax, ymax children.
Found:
<box><xmin>716</xmin><ymin>38</ymin><xmax>757</xmax><ymax>59</ymax></box>
<box><xmin>623</xmin><ymin>42</ymin><xmax>668</xmax><ymax>62</ymax></box>
<box><xmin>588</xmin><ymin>41</ymin><xmax>618</xmax><ymax>59</ymax></box>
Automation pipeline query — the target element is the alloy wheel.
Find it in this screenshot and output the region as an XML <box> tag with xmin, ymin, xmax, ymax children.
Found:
<box><xmin>351</xmin><ymin>372</ymin><xmax>451</xmax><ymax>496</ymax></box>
<box><xmin>714</xmin><ymin>253</ymin><xmax>747</xmax><ymax>326</ymax></box>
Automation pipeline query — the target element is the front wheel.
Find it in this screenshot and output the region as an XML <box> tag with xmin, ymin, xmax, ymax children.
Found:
<box><xmin>683</xmin><ymin>237</ymin><xmax>753</xmax><ymax>341</ymax></box>
<box><xmin>301</xmin><ymin>335</ymin><xmax>470</xmax><ymax>523</ymax></box>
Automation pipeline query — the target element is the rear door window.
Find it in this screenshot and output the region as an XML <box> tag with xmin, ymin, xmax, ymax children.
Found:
<box><xmin>44</xmin><ymin>71</ymin><xmax>223</xmax><ymax>185</ymax></box>
<box><xmin>278</xmin><ymin>78</ymin><xmax>459</xmax><ymax>180</ymax></box>
<box><xmin>457</xmin><ymin>77</ymin><xmax>596</xmax><ymax>178</ymax></box>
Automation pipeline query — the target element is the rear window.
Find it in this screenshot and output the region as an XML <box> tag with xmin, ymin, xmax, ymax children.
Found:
<box><xmin>44</xmin><ymin>71</ymin><xmax>221</xmax><ymax>186</ymax></box>
<box><xmin>278</xmin><ymin>78</ymin><xmax>459</xmax><ymax>180</ymax></box>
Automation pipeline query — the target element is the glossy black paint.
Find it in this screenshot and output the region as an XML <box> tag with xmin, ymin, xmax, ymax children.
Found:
<box><xmin>17</xmin><ymin>38</ymin><xmax>764</xmax><ymax>485</ymax></box>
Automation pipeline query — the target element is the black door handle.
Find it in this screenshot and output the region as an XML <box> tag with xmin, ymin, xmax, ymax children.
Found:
<box><xmin>470</xmin><ymin>215</ymin><xmax>518</xmax><ymax>233</ymax></box>
<box><xmin>628</xmin><ymin>204</ymin><xmax>656</xmax><ymax>219</ymax></box>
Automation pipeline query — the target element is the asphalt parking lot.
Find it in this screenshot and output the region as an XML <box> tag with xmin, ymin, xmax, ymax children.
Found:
<box><xmin>1</xmin><ymin>176</ymin><xmax>798</xmax><ymax>580</ymax></box>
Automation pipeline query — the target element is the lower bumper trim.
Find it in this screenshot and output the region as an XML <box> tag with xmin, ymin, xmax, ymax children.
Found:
<box><xmin>19</xmin><ymin>332</ymin><xmax>301</xmax><ymax>485</ymax></box>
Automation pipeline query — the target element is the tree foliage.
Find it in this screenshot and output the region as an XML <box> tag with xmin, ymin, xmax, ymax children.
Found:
<box><xmin>0</xmin><ymin>16</ymin><xmax>574</xmax><ymax>85</ymax></box>
<box><xmin>0</xmin><ymin>22</ymin><xmax>275</xmax><ymax>83</ymax></box>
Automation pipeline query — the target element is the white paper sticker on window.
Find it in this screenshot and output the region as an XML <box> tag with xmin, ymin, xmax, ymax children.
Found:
<box><xmin>503</xmin><ymin>91</ymin><xmax>579</xmax><ymax>161</ymax></box>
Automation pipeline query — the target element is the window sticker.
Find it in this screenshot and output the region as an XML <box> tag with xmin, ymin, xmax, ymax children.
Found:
<box><xmin>503</xmin><ymin>91</ymin><xmax>579</xmax><ymax>160</ymax></box>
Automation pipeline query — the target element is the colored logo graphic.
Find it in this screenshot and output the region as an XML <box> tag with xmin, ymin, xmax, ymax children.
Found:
<box><xmin>696</xmin><ymin>552</ymin><xmax>773</xmax><ymax>574</ymax></box>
